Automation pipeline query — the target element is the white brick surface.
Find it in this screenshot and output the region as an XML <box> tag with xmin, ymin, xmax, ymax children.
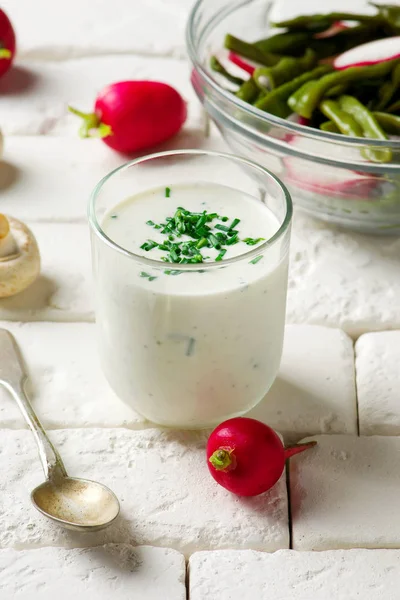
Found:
<box><xmin>0</xmin><ymin>428</ymin><xmax>289</xmax><ymax>554</ymax></box>
<box><xmin>0</xmin><ymin>223</ymin><xmax>93</xmax><ymax>321</ymax></box>
<box><xmin>189</xmin><ymin>549</ymin><xmax>400</xmax><ymax>600</ymax></box>
<box><xmin>0</xmin><ymin>322</ymin><xmax>145</xmax><ymax>429</ymax></box>
<box><xmin>0</xmin><ymin>133</ymin><xmax>226</xmax><ymax>222</ymax></box>
<box><xmin>1</xmin><ymin>137</ymin><xmax>125</xmax><ymax>222</ymax></box>
<box><xmin>0</xmin><ymin>544</ymin><xmax>186</xmax><ymax>600</ymax></box>
<box><xmin>290</xmin><ymin>435</ymin><xmax>400</xmax><ymax>550</ymax></box>
<box><xmin>356</xmin><ymin>331</ymin><xmax>400</xmax><ymax>435</ymax></box>
<box><xmin>1</xmin><ymin>0</ymin><xmax>193</xmax><ymax>59</ymax></box>
<box><xmin>269</xmin><ymin>0</ymin><xmax>378</xmax><ymax>22</ymax></box>
<box><xmin>249</xmin><ymin>325</ymin><xmax>357</xmax><ymax>442</ymax></box>
<box><xmin>0</xmin><ymin>56</ymin><xmax>201</xmax><ymax>136</ymax></box>
<box><xmin>288</xmin><ymin>213</ymin><xmax>400</xmax><ymax>337</ymax></box>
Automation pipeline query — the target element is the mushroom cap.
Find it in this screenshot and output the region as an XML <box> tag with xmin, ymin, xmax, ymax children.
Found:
<box><xmin>0</xmin><ymin>216</ymin><xmax>41</xmax><ymax>298</ymax></box>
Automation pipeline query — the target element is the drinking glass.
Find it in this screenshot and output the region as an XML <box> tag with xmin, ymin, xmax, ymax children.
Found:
<box><xmin>88</xmin><ymin>149</ymin><xmax>292</xmax><ymax>428</ymax></box>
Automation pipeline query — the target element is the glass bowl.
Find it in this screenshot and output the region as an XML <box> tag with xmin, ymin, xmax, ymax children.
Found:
<box><xmin>186</xmin><ymin>0</ymin><xmax>400</xmax><ymax>234</ymax></box>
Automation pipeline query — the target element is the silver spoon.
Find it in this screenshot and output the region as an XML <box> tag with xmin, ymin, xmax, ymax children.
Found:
<box><xmin>0</xmin><ymin>328</ymin><xmax>120</xmax><ymax>531</ymax></box>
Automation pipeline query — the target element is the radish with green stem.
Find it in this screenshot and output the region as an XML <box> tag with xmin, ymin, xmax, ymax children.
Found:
<box><xmin>69</xmin><ymin>81</ymin><xmax>187</xmax><ymax>154</ymax></box>
<box><xmin>0</xmin><ymin>9</ymin><xmax>16</xmax><ymax>78</ymax></box>
<box><xmin>207</xmin><ymin>417</ymin><xmax>316</xmax><ymax>497</ymax></box>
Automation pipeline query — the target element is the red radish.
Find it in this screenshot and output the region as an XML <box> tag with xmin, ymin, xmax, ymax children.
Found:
<box><xmin>69</xmin><ymin>81</ymin><xmax>187</xmax><ymax>154</ymax></box>
<box><xmin>284</xmin><ymin>156</ymin><xmax>380</xmax><ymax>199</ymax></box>
<box><xmin>315</xmin><ymin>20</ymin><xmax>348</xmax><ymax>39</ymax></box>
<box><xmin>228</xmin><ymin>51</ymin><xmax>256</xmax><ymax>75</ymax></box>
<box><xmin>207</xmin><ymin>417</ymin><xmax>316</xmax><ymax>497</ymax></box>
<box><xmin>334</xmin><ymin>36</ymin><xmax>400</xmax><ymax>70</ymax></box>
<box><xmin>0</xmin><ymin>9</ymin><xmax>16</xmax><ymax>78</ymax></box>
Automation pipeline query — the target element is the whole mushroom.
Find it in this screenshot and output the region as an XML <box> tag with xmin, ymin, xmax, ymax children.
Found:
<box><xmin>0</xmin><ymin>214</ymin><xmax>40</xmax><ymax>297</ymax></box>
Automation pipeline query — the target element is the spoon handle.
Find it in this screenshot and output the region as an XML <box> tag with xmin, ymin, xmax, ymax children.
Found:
<box><xmin>0</xmin><ymin>329</ymin><xmax>67</xmax><ymax>480</ymax></box>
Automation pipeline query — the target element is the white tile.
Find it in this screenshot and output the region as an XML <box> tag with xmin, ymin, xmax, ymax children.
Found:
<box><xmin>0</xmin><ymin>223</ymin><xmax>93</xmax><ymax>321</ymax></box>
<box><xmin>287</xmin><ymin>212</ymin><xmax>400</xmax><ymax>337</ymax></box>
<box><xmin>0</xmin><ymin>55</ymin><xmax>202</xmax><ymax>136</ymax></box>
<box><xmin>0</xmin><ymin>428</ymin><xmax>289</xmax><ymax>554</ymax></box>
<box><xmin>249</xmin><ymin>325</ymin><xmax>357</xmax><ymax>442</ymax></box>
<box><xmin>356</xmin><ymin>331</ymin><xmax>400</xmax><ymax>435</ymax></box>
<box><xmin>290</xmin><ymin>435</ymin><xmax>400</xmax><ymax>550</ymax></box>
<box><xmin>0</xmin><ymin>137</ymin><xmax>125</xmax><ymax>222</ymax></box>
<box><xmin>0</xmin><ymin>0</ymin><xmax>193</xmax><ymax>59</ymax></box>
<box><xmin>0</xmin><ymin>544</ymin><xmax>186</xmax><ymax>600</ymax></box>
<box><xmin>269</xmin><ymin>0</ymin><xmax>379</xmax><ymax>22</ymax></box>
<box><xmin>0</xmin><ymin>322</ymin><xmax>145</xmax><ymax>429</ymax></box>
<box><xmin>189</xmin><ymin>548</ymin><xmax>400</xmax><ymax>600</ymax></box>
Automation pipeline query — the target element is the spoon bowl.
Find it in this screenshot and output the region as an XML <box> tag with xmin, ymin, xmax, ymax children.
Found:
<box><xmin>0</xmin><ymin>328</ymin><xmax>120</xmax><ymax>532</ymax></box>
<box><xmin>31</xmin><ymin>476</ymin><xmax>120</xmax><ymax>532</ymax></box>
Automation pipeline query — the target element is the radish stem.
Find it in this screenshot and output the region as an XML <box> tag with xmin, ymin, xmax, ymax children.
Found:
<box><xmin>209</xmin><ymin>447</ymin><xmax>236</xmax><ymax>471</ymax></box>
<box><xmin>284</xmin><ymin>440</ymin><xmax>317</xmax><ymax>459</ymax></box>
<box><xmin>68</xmin><ymin>106</ymin><xmax>112</xmax><ymax>139</ymax></box>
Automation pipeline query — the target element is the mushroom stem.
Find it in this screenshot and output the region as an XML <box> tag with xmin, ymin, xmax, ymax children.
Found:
<box><xmin>0</xmin><ymin>214</ymin><xmax>9</xmax><ymax>239</ymax></box>
<box><xmin>0</xmin><ymin>214</ymin><xmax>19</xmax><ymax>260</ymax></box>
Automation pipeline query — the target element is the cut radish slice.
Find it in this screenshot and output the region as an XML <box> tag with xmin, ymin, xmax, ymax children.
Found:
<box><xmin>282</xmin><ymin>136</ymin><xmax>381</xmax><ymax>199</ymax></box>
<box><xmin>284</xmin><ymin>156</ymin><xmax>380</xmax><ymax>198</ymax></box>
<box><xmin>284</xmin><ymin>157</ymin><xmax>381</xmax><ymax>198</ymax></box>
<box><xmin>228</xmin><ymin>51</ymin><xmax>256</xmax><ymax>75</ymax></box>
<box><xmin>334</xmin><ymin>36</ymin><xmax>400</xmax><ymax>70</ymax></box>
<box><xmin>315</xmin><ymin>20</ymin><xmax>348</xmax><ymax>39</ymax></box>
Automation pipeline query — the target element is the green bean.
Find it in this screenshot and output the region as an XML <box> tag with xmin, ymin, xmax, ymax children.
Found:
<box><xmin>288</xmin><ymin>58</ymin><xmax>399</xmax><ymax>119</ymax></box>
<box><xmin>338</xmin><ymin>95</ymin><xmax>392</xmax><ymax>161</ymax></box>
<box><xmin>371</xmin><ymin>3</ymin><xmax>400</xmax><ymax>34</ymax></box>
<box><xmin>339</xmin><ymin>95</ymin><xmax>388</xmax><ymax>139</ymax></box>
<box><xmin>254</xmin><ymin>65</ymin><xmax>332</xmax><ymax>117</ymax></box>
<box><xmin>210</xmin><ymin>56</ymin><xmax>244</xmax><ymax>86</ymax></box>
<box><xmin>387</xmin><ymin>98</ymin><xmax>400</xmax><ymax>113</ymax></box>
<box><xmin>271</xmin><ymin>12</ymin><xmax>383</xmax><ymax>32</ymax></box>
<box><xmin>325</xmin><ymin>84</ymin><xmax>349</xmax><ymax>97</ymax></box>
<box><xmin>373</xmin><ymin>111</ymin><xmax>400</xmax><ymax>135</ymax></box>
<box><xmin>253</xmin><ymin>49</ymin><xmax>317</xmax><ymax>90</ymax></box>
<box><xmin>320</xmin><ymin>120</ymin><xmax>341</xmax><ymax>133</ymax></box>
<box><xmin>236</xmin><ymin>77</ymin><xmax>259</xmax><ymax>103</ymax></box>
<box><xmin>255</xmin><ymin>31</ymin><xmax>312</xmax><ymax>55</ymax></box>
<box><xmin>320</xmin><ymin>99</ymin><xmax>364</xmax><ymax>137</ymax></box>
<box><xmin>224</xmin><ymin>34</ymin><xmax>280</xmax><ymax>67</ymax></box>
<box><xmin>376</xmin><ymin>63</ymin><xmax>400</xmax><ymax>110</ymax></box>
<box><xmin>309</xmin><ymin>23</ymin><xmax>383</xmax><ymax>59</ymax></box>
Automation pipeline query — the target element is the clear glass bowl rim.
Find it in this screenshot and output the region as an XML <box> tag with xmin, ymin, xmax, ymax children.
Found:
<box><xmin>88</xmin><ymin>148</ymin><xmax>293</xmax><ymax>271</ymax></box>
<box><xmin>186</xmin><ymin>0</ymin><xmax>400</xmax><ymax>149</ymax></box>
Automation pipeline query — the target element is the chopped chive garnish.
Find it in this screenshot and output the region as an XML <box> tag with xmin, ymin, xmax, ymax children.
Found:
<box><xmin>229</xmin><ymin>218</ymin><xmax>240</xmax><ymax>230</ymax></box>
<box><xmin>111</xmin><ymin>214</ymin><xmax>118</xmax><ymax>219</ymax></box>
<box><xmin>140</xmin><ymin>240</ymin><xmax>158</xmax><ymax>251</ymax></box>
<box><xmin>140</xmin><ymin>271</ymin><xmax>157</xmax><ymax>281</ymax></box>
<box><xmin>186</xmin><ymin>337</ymin><xmax>196</xmax><ymax>357</ymax></box>
<box><xmin>250</xmin><ymin>255</ymin><xmax>263</xmax><ymax>265</ymax></box>
<box><xmin>140</xmin><ymin>201</ymin><xmax>264</xmax><ymax>268</ymax></box>
<box><xmin>226</xmin><ymin>234</ymin><xmax>239</xmax><ymax>245</ymax></box>
<box><xmin>165</xmin><ymin>187</ymin><xmax>171</xmax><ymax>198</ymax></box>
<box><xmin>243</xmin><ymin>237</ymin><xmax>265</xmax><ymax>246</ymax></box>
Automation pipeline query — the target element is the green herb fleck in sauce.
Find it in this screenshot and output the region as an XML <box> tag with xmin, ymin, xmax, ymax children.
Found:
<box><xmin>141</xmin><ymin>206</ymin><xmax>264</xmax><ymax>265</ymax></box>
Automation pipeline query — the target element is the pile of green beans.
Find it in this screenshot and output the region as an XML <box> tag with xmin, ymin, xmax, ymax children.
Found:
<box><xmin>210</xmin><ymin>5</ymin><xmax>400</xmax><ymax>162</ymax></box>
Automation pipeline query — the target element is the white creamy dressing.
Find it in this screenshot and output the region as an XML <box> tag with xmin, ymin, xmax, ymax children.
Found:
<box><xmin>98</xmin><ymin>182</ymin><xmax>289</xmax><ymax>427</ymax></box>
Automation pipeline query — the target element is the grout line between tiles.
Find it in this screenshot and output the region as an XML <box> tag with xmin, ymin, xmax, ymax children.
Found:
<box><xmin>286</xmin><ymin>466</ymin><xmax>293</xmax><ymax>550</ymax></box>
<box><xmin>352</xmin><ymin>338</ymin><xmax>361</xmax><ymax>437</ymax></box>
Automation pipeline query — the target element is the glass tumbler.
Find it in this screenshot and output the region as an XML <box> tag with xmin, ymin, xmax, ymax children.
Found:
<box><xmin>88</xmin><ymin>149</ymin><xmax>292</xmax><ymax>428</ymax></box>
